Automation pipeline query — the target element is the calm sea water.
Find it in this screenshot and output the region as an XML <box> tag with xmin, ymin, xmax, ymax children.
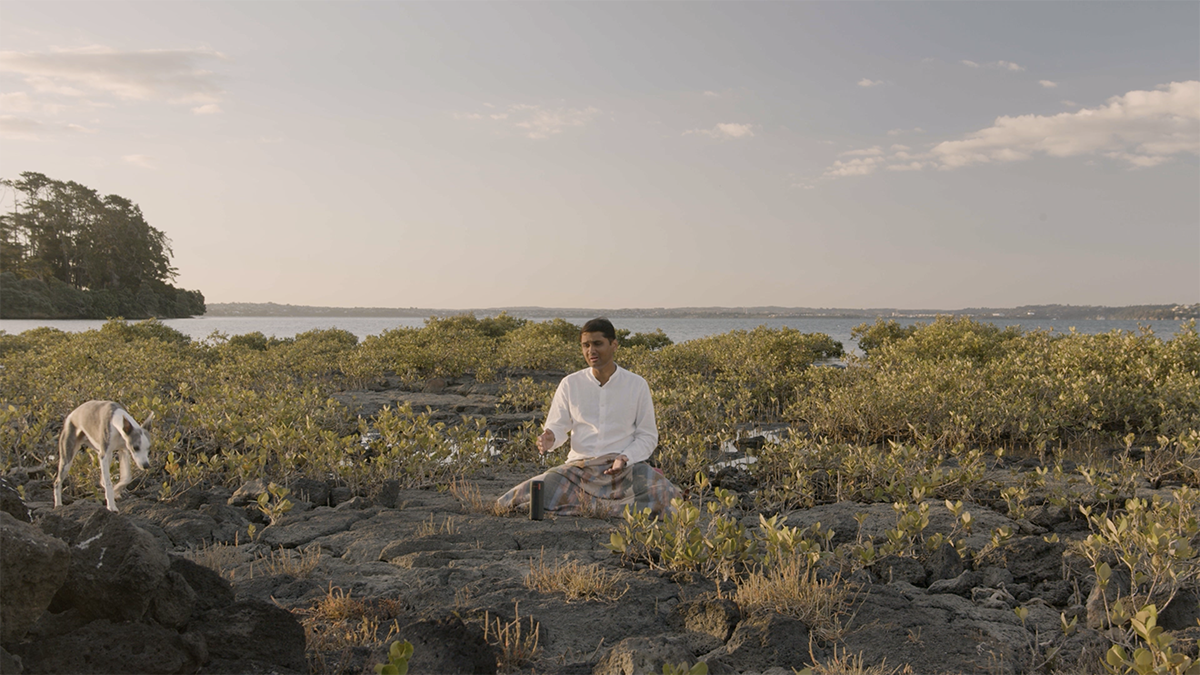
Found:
<box><xmin>0</xmin><ymin>315</ymin><xmax>1192</xmax><ymax>354</ymax></box>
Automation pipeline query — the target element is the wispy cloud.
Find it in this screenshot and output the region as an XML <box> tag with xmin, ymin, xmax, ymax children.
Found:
<box><xmin>703</xmin><ymin>90</ymin><xmax>721</xmax><ymax>97</ymax></box>
<box><xmin>684</xmin><ymin>122</ymin><xmax>756</xmax><ymax>140</ymax></box>
<box><xmin>122</xmin><ymin>154</ymin><xmax>156</xmax><ymax>169</ymax></box>
<box><xmin>857</xmin><ymin>78</ymin><xmax>884</xmax><ymax>88</ymax></box>
<box><xmin>453</xmin><ymin>103</ymin><xmax>600</xmax><ymax>139</ymax></box>
<box><xmin>1039</xmin><ymin>80</ymin><xmax>1058</xmax><ymax>89</ymax></box>
<box><xmin>887</xmin><ymin>127</ymin><xmax>924</xmax><ymax>136</ymax></box>
<box><xmin>961</xmin><ymin>59</ymin><xmax>1025</xmax><ymax>72</ymax></box>
<box><xmin>0</xmin><ymin>46</ymin><xmax>228</xmax><ymax>104</ymax></box>
<box><xmin>0</xmin><ymin>115</ymin><xmax>46</xmax><ymax>140</ymax></box>
<box><xmin>0</xmin><ymin>46</ymin><xmax>228</xmax><ymax>140</ymax></box>
<box><xmin>821</xmin><ymin>80</ymin><xmax>1200</xmax><ymax>178</ymax></box>
<box><xmin>0</xmin><ymin>114</ymin><xmax>94</xmax><ymax>140</ymax></box>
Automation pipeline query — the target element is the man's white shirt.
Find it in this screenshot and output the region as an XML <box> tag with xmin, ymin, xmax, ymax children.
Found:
<box><xmin>543</xmin><ymin>365</ymin><xmax>658</xmax><ymax>465</ymax></box>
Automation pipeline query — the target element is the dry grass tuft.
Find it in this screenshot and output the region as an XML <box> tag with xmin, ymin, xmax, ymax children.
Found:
<box><xmin>299</xmin><ymin>585</ymin><xmax>406</xmax><ymax>655</ymax></box>
<box><xmin>416</xmin><ymin>513</ymin><xmax>460</xmax><ymax>536</ymax></box>
<box><xmin>734</xmin><ymin>558</ymin><xmax>851</xmax><ymax>642</ymax></box>
<box><xmin>525</xmin><ymin>552</ymin><xmax>629</xmax><ymax>603</ymax></box>
<box><xmin>254</xmin><ymin>546</ymin><xmax>321</xmax><ymax>578</ymax></box>
<box><xmin>804</xmin><ymin>646</ymin><xmax>911</xmax><ymax>675</ymax></box>
<box><xmin>483</xmin><ymin>602</ymin><xmax>540</xmax><ymax>673</ymax></box>
<box><xmin>450</xmin><ymin>478</ymin><xmax>515</xmax><ymax>516</ymax></box>
<box><xmin>182</xmin><ymin>541</ymin><xmax>249</xmax><ymax>581</ymax></box>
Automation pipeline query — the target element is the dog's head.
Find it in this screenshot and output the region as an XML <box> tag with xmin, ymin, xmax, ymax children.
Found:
<box><xmin>122</xmin><ymin>411</ymin><xmax>154</xmax><ymax>470</ymax></box>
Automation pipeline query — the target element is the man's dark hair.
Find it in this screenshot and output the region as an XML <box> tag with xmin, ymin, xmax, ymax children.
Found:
<box><xmin>581</xmin><ymin>317</ymin><xmax>617</xmax><ymax>341</ymax></box>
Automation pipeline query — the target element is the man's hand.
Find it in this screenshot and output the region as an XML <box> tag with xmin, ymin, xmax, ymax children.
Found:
<box><xmin>604</xmin><ymin>454</ymin><xmax>629</xmax><ymax>475</ymax></box>
<box><xmin>536</xmin><ymin>430</ymin><xmax>555</xmax><ymax>455</ymax></box>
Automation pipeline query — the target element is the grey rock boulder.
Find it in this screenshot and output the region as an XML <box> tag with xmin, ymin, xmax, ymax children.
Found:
<box><xmin>594</xmin><ymin>635</ymin><xmax>697</xmax><ymax>675</ymax></box>
<box><xmin>0</xmin><ymin>511</ymin><xmax>71</xmax><ymax>644</ymax></box>
<box><xmin>0</xmin><ymin>478</ymin><xmax>30</xmax><ymax>523</ymax></box>
<box><xmin>1086</xmin><ymin>566</ymin><xmax>1131</xmax><ymax>630</ymax></box>
<box><xmin>16</xmin><ymin>618</ymin><xmax>202</xmax><ymax>674</ymax></box>
<box><xmin>702</xmin><ymin>612</ymin><xmax>816</xmax><ymax>671</ymax></box>
<box><xmin>666</xmin><ymin>598</ymin><xmax>741</xmax><ymax>642</ymax></box>
<box><xmin>190</xmin><ymin>600</ymin><xmax>307</xmax><ymax>673</ymax></box>
<box><xmin>927</xmin><ymin>570</ymin><xmax>981</xmax><ymax>597</ymax></box>
<box><xmin>48</xmin><ymin>507</ymin><xmax>170</xmax><ymax>622</ymax></box>
<box><xmin>257</xmin><ymin>508</ymin><xmax>371</xmax><ymax>548</ymax></box>
<box><xmin>167</xmin><ymin>556</ymin><xmax>235</xmax><ymax>612</ymax></box>
<box><xmin>871</xmin><ymin>555</ymin><xmax>927</xmax><ymax>586</ymax></box>
<box><xmin>840</xmin><ymin>583</ymin><xmax>1031</xmax><ymax>675</ymax></box>
<box><xmin>150</xmin><ymin>570</ymin><xmax>198</xmax><ymax>629</ymax></box>
<box><xmin>976</xmin><ymin>536</ymin><xmax>1065</xmax><ymax>585</ymax></box>
<box><xmin>0</xmin><ymin>646</ymin><xmax>21</xmax><ymax>674</ymax></box>
<box><xmin>161</xmin><ymin>511</ymin><xmax>218</xmax><ymax>547</ymax></box>
<box><xmin>403</xmin><ymin>614</ymin><xmax>496</xmax><ymax>675</ymax></box>
<box><xmin>924</xmin><ymin>542</ymin><xmax>965</xmax><ymax>583</ymax></box>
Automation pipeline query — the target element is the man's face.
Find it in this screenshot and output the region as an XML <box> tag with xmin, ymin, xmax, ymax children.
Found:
<box><xmin>581</xmin><ymin>331</ymin><xmax>618</xmax><ymax>370</ymax></box>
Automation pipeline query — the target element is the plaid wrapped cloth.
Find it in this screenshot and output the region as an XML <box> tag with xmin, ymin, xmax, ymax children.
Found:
<box><xmin>497</xmin><ymin>454</ymin><xmax>681</xmax><ymax>517</ymax></box>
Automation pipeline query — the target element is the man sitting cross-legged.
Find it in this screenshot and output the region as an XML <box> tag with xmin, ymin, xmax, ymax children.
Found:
<box><xmin>497</xmin><ymin>317</ymin><xmax>681</xmax><ymax>517</ymax></box>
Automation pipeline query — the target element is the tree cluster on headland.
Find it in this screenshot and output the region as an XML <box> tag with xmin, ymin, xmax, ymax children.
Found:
<box><xmin>0</xmin><ymin>172</ymin><xmax>205</xmax><ymax>320</ymax></box>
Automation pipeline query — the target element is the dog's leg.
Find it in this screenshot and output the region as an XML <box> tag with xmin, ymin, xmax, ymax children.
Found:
<box><xmin>114</xmin><ymin>446</ymin><xmax>134</xmax><ymax>498</ymax></box>
<box><xmin>54</xmin><ymin>421</ymin><xmax>79</xmax><ymax>508</ymax></box>
<box><xmin>99</xmin><ymin>448</ymin><xmax>119</xmax><ymax>512</ymax></box>
<box><xmin>93</xmin><ymin>424</ymin><xmax>120</xmax><ymax>513</ymax></box>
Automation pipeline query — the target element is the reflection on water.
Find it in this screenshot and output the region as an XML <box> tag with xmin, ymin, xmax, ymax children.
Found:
<box><xmin>0</xmin><ymin>315</ymin><xmax>1192</xmax><ymax>355</ymax></box>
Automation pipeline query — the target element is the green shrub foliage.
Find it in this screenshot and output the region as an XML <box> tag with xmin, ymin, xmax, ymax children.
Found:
<box><xmin>1</xmin><ymin>315</ymin><xmax>1196</xmax><ymax>505</ymax></box>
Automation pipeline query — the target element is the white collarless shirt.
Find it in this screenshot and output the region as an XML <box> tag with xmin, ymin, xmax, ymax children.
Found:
<box><xmin>543</xmin><ymin>365</ymin><xmax>658</xmax><ymax>465</ymax></box>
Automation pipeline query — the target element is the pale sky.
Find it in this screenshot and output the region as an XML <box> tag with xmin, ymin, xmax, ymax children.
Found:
<box><xmin>1</xmin><ymin>2</ymin><xmax>1197</xmax><ymax>309</ymax></box>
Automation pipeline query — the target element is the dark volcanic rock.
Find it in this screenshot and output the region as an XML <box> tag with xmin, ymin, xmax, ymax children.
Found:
<box><xmin>840</xmin><ymin>583</ymin><xmax>1029</xmax><ymax>675</ymax></box>
<box><xmin>191</xmin><ymin>600</ymin><xmax>307</xmax><ymax>673</ymax></box>
<box><xmin>1160</xmin><ymin>589</ymin><xmax>1200</xmax><ymax>630</ymax></box>
<box><xmin>594</xmin><ymin>635</ymin><xmax>696</xmax><ymax>675</ymax></box>
<box><xmin>666</xmin><ymin>598</ymin><xmax>741</xmax><ymax>642</ymax></box>
<box><xmin>167</xmin><ymin>556</ymin><xmax>235</xmax><ymax>612</ymax></box>
<box><xmin>18</xmin><ymin>619</ymin><xmax>202</xmax><ymax>674</ymax></box>
<box><xmin>403</xmin><ymin>615</ymin><xmax>496</xmax><ymax>675</ymax></box>
<box><xmin>925</xmin><ymin>542</ymin><xmax>965</xmax><ymax>583</ymax></box>
<box><xmin>0</xmin><ymin>478</ymin><xmax>30</xmax><ymax>523</ymax></box>
<box><xmin>927</xmin><ymin>570</ymin><xmax>981</xmax><ymax>597</ymax></box>
<box><xmin>258</xmin><ymin>508</ymin><xmax>372</xmax><ymax>548</ymax></box>
<box><xmin>288</xmin><ymin>478</ymin><xmax>330</xmax><ymax>507</ymax></box>
<box><xmin>871</xmin><ymin>555</ymin><xmax>927</xmax><ymax>586</ymax></box>
<box><xmin>0</xmin><ymin>511</ymin><xmax>71</xmax><ymax>644</ymax></box>
<box><xmin>150</xmin><ymin>570</ymin><xmax>198</xmax><ymax>629</ymax></box>
<box><xmin>47</xmin><ymin>507</ymin><xmax>170</xmax><ymax>622</ymax></box>
<box><xmin>161</xmin><ymin>511</ymin><xmax>218</xmax><ymax>547</ymax></box>
<box><xmin>703</xmin><ymin>612</ymin><xmax>816</xmax><ymax>671</ymax></box>
<box><xmin>0</xmin><ymin>646</ymin><xmax>21</xmax><ymax>674</ymax></box>
<box><xmin>977</xmin><ymin>536</ymin><xmax>1065</xmax><ymax>585</ymax></box>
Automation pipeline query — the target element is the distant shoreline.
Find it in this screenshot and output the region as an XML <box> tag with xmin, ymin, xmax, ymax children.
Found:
<box><xmin>206</xmin><ymin>302</ymin><xmax>1200</xmax><ymax>321</ymax></box>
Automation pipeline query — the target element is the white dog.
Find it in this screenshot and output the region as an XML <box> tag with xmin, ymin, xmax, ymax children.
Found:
<box><xmin>54</xmin><ymin>401</ymin><xmax>155</xmax><ymax>513</ymax></box>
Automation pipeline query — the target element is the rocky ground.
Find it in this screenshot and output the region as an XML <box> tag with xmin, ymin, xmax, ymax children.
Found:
<box><xmin>2</xmin><ymin>375</ymin><xmax>1198</xmax><ymax>674</ymax></box>
<box><xmin>5</xmin><ymin>465</ymin><xmax>1199</xmax><ymax>675</ymax></box>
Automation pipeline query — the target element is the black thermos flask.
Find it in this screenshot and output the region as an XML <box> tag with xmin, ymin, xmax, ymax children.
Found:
<box><xmin>530</xmin><ymin>480</ymin><xmax>544</xmax><ymax>520</ymax></box>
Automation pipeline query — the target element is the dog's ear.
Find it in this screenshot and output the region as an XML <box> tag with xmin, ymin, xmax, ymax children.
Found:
<box><xmin>123</xmin><ymin>416</ymin><xmax>134</xmax><ymax>434</ymax></box>
<box><xmin>142</xmin><ymin>411</ymin><xmax>155</xmax><ymax>430</ymax></box>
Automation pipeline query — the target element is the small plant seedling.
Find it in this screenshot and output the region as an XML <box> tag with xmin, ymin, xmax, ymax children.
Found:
<box><xmin>374</xmin><ymin>640</ymin><xmax>413</xmax><ymax>675</ymax></box>
<box><xmin>662</xmin><ymin>661</ymin><xmax>708</xmax><ymax>675</ymax></box>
